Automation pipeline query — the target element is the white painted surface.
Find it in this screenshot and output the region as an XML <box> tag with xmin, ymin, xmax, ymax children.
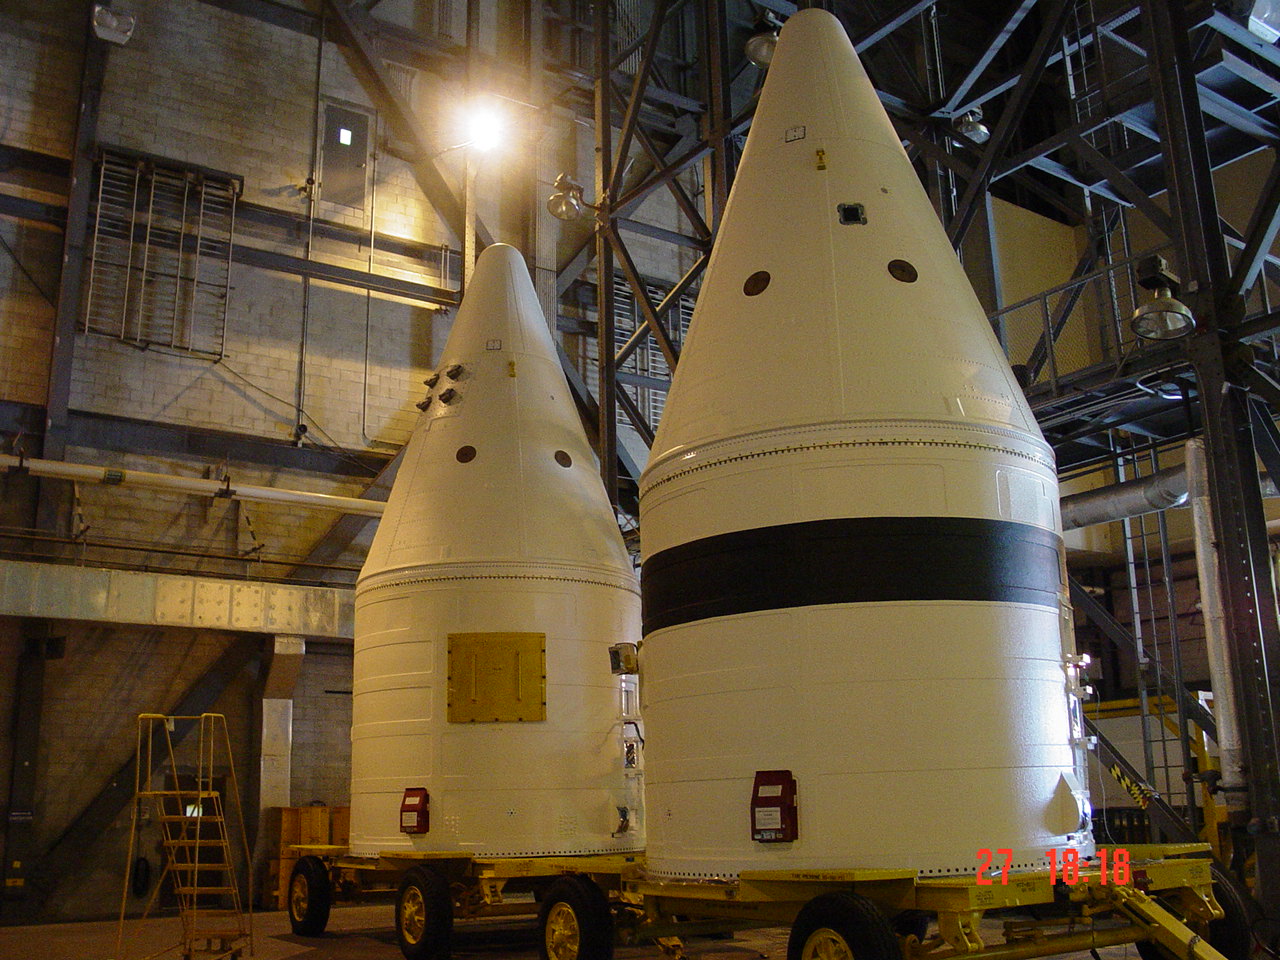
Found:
<box><xmin>638</xmin><ymin>10</ymin><xmax>1092</xmax><ymax>879</ymax></box>
<box><xmin>351</xmin><ymin>244</ymin><xmax>643</xmax><ymax>856</ymax></box>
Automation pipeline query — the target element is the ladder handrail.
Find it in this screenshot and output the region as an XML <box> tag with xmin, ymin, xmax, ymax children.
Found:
<box><xmin>115</xmin><ymin>712</ymin><xmax>253</xmax><ymax>960</ymax></box>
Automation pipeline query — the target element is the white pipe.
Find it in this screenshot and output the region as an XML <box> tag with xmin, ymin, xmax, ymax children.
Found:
<box><xmin>1186</xmin><ymin>438</ymin><xmax>1246</xmax><ymax>798</ymax></box>
<box><xmin>1060</xmin><ymin>465</ymin><xmax>1189</xmax><ymax>530</ymax></box>
<box><xmin>0</xmin><ymin>454</ymin><xmax>386</xmax><ymax>517</ymax></box>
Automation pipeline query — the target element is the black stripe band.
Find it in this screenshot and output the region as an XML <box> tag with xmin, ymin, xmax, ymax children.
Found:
<box><xmin>641</xmin><ymin>516</ymin><xmax>1062</xmax><ymax>635</ymax></box>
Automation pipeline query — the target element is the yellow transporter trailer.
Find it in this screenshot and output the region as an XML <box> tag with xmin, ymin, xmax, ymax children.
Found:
<box><xmin>285</xmin><ymin>843</ymin><xmax>1249</xmax><ymax>960</ymax></box>
<box><xmin>284</xmin><ymin>849</ymin><xmax>640</xmax><ymax>959</ymax></box>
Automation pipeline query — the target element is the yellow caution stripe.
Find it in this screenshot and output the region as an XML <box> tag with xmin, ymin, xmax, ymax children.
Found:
<box><xmin>1109</xmin><ymin>763</ymin><xmax>1157</xmax><ymax>809</ymax></box>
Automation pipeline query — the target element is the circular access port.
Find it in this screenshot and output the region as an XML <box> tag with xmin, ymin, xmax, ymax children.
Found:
<box><xmin>887</xmin><ymin>259</ymin><xmax>918</xmax><ymax>283</ymax></box>
<box><xmin>554</xmin><ymin>450</ymin><xmax>572</xmax><ymax>468</ymax></box>
<box><xmin>456</xmin><ymin>445</ymin><xmax>476</xmax><ymax>463</ymax></box>
<box><xmin>743</xmin><ymin>271</ymin><xmax>771</xmax><ymax>296</ymax></box>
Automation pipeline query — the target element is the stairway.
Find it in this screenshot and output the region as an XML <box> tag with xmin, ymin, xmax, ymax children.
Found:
<box><xmin>116</xmin><ymin>714</ymin><xmax>253</xmax><ymax>960</ymax></box>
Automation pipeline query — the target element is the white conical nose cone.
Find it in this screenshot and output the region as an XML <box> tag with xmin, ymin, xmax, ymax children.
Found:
<box><xmin>636</xmin><ymin>10</ymin><xmax>1088</xmax><ymax>882</ymax></box>
<box><xmin>361</xmin><ymin>242</ymin><xmax>630</xmax><ymax>583</ymax></box>
<box><xmin>648</xmin><ymin>7</ymin><xmax>1039</xmax><ymax>466</ymax></box>
<box><xmin>351</xmin><ymin>244</ymin><xmax>642</xmax><ymax>859</ymax></box>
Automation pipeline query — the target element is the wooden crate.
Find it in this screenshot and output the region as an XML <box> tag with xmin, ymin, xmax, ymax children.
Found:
<box><xmin>275</xmin><ymin>856</ymin><xmax>298</xmax><ymax>911</ymax></box>
<box><xmin>279</xmin><ymin>807</ymin><xmax>302</xmax><ymax>848</ymax></box>
<box><xmin>298</xmin><ymin>806</ymin><xmax>330</xmax><ymax>846</ymax></box>
<box><xmin>330</xmin><ymin>806</ymin><xmax>350</xmax><ymax>847</ymax></box>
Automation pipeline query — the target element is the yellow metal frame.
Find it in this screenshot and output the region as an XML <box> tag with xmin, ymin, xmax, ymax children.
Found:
<box><xmin>1087</xmin><ymin>696</ymin><xmax>1229</xmax><ymax>862</ymax></box>
<box><xmin>618</xmin><ymin>846</ymin><xmax>1225</xmax><ymax>960</ymax></box>
<box><xmin>296</xmin><ymin>842</ymin><xmax>1227</xmax><ymax>960</ymax></box>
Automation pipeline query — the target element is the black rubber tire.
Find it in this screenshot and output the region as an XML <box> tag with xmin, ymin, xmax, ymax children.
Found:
<box><xmin>787</xmin><ymin>891</ymin><xmax>903</xmax><ymax>960</ymax></box>
<box><xmin>890</xmin><ymin>910</ymin><xmax>930</xmax><ymax>943</ymax></box>
<box><xmin>288</xmin><ymin>856</ymin><xmax>332</xmax><ymax>936</ymax></box>
<box><xmin>537</xmin><ymin>874</ymin><xmax>614</xmax><ymax>960</ymax></box>
<box><xmin>396</xmin><ymin>865</ymin><xmax>453</xmax><ymax>960</ymax></box>
<box><xmin>1135</xmin><ymin>866</ymin><xmax>1254</xmax><ymax>960</ymax></box>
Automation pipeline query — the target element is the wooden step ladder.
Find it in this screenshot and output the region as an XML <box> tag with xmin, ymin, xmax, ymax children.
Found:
<box><xmin>115</xmin><ymin>714</ymin><xmax>254</xmax><ymax>960</ymax></box>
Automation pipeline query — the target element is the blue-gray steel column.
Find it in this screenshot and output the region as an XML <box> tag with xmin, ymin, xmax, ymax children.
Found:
<box><xmin>1143</xmin><ymin>0</ymin><xmax>1280</xmax><ymax>919</ymax></box>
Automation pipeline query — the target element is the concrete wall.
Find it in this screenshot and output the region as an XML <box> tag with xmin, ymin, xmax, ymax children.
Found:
<box><xmin>290</xmin><ymin>645</ymin><xmax>353</xmax><ymax>807</ymax></box>
<box><xmin>0</xmin><ymin>0</ymin><xmax>711</xmax><ymax>921</ymax></box>
<box><xmin>0</xmin><ymin>619</ymin><xmax>258</xmax><ymax>921</ymax></box>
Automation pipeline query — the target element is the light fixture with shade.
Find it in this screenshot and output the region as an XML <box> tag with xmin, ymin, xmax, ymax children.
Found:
<box><xmin>93</xmin><ymin>4</ymin><xmax>135</xmax><ymax>44</ymax></box>
<box><xmin>955</xmin><ymin>108</ymin><xmax>990</xmax><ymax>145</ymax></box>
<box><xmin>1131</xmin><ymin>254</ymin><xmax>1196</xmax><ymax>341</ymax></box>
<box><xmin>1131</xmin><ymin>289</ymin><xmax>1196</xmax><ymax>341</ymax></box>
<box><xmin>745</xmin><ymin>12</ymin><xmax>783</xmax><ymax>68</ymax></box>
<box><xmin>547</xmin><ymin>174</ymin><xmax>594</xmax><ymax>221</ymax></box>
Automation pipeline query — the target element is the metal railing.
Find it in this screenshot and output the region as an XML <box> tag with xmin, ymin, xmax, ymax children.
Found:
<box><xmin>990</xmin><ymin>242</ymin><xmax>1280</xmax><ymax>392</ymax></box>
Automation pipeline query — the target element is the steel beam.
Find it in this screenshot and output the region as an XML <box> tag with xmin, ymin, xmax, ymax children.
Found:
<box><xmin>947</xmin><ymin>0</ymin><xmax>1076</xmax><ymax>248</ymax></box>
<box><xmin>1145</xmin><ymin>0</ymin><xmax>1280</xmax><ymax>919</ymax></box>
<box><xmin>615</xmin><ymin>254</ymin><xmax>707</xmax><ymax>368</ymax></box>
<box><xmin>595</xmin><ymin>0</ymin><xmax>617</xmax><ymax>504</ymax></box>
<box><xmin>555</xmin><ymin>129</ymin><xmax>707</xmax><ymax>298</ymax></box>
<box><xmin>627</xmin><ymin>121</ymin><xmax>712</xmax><ymax>240</ymax></box>
<box><xmin>1230</xmin><ymin>154</ymin><xmax>1280</xmax><ymax>298</ymax></box>
<box><xmin>851</xmin><ymin>0</ymin><xmax>936</xmax><ymax>53</ymax></box>
<box><xmin>941</xmin><ymin>0</ymin><xmax>1039</xmax><ymax>115</ymax></box>
<box><xmin>611</xmin><ymin>0</ymin><xmax>674</xmax><ymax>200</ymax></box>
<box><xmin>555</xmin><ymin>343</ymin><xmax>641</xmax><ymax>493</ymax></box>
<box><xmin>0</xmin><ymin>192</ymin><xmax>65</xmax><ymax>230</ymax></box>
<box><xmin>607</xmin><ymin>227</ymin><xmax>680</xmax><ymax>371</ymax></box>
<box><xmin>0</xmin><ymin>400</ymin><xmax>390</xmax><ymax>477</ymax></box>
<box><xmin>616</xmin><ymin>383</ymin><xmax>655</xmax><ymax>447</ymax></box>
<box><xmin>232</xmin><ymin>243</ymin><xmax>455</xmax><ymax>305</ymax></box>
<box><xmin>952</xmin><ymin>7</ymin><xmax>1144</xmax><ymax>117</ymax></box>
<box><xmin>1071</xmin><ymin>138</ymin><xmax>1174</xmax><ymax>236</ymax></box>
<box><xmin>0</xmin><ymin>622</ymin><xmax>56</xmax><ymax>915</ymax></box>
<box><xmin>45</xmin><ymin>4</ymin><xmax>109</xmax><ymax>466</ymax></box>
<box><xmin>289</xmin><ymin>444</ymin><xmax>405</xmax><ymax>578</ymax></box>
<box><xmin>701</xmin><ymin>0</ymin><xmax>732</xmax><ymax>228</ymax></box>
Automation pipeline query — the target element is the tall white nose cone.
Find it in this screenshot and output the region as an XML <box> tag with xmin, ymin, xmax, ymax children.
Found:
<box><xmin>638</xmin><ymin>10</ymin><xmax>1092</xmax><ymax>880</ymax></box>
<box><xmin>351</xmin><ymin>243</ymin><xmax>642</xmax><ymax>857</ymax></box>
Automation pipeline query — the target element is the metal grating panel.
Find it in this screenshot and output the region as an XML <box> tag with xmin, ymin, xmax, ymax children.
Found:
<box><xmin>612</xmin><ymin>276</ymin><xmax>690</xmax><ymax>430</ymax></box>
<box><xmin>84</xmin><ymin>150</ymin><xmax>239</xmax><ymax>358</ymax></box>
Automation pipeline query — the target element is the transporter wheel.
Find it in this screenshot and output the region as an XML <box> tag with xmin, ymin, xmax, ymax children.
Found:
<box><xmin>787</xmin><ymin>891</ymin><xmax>902</xmax><ymax>960</ymax></box>
<box><xmin>538</xmin><ymin>874</ymin><xmax>614</xmax><ymax>960</ymax></box>
<box><xmin>396</xmin><ymin>865</ymin><xmax>453</xmax><ymax>960</ymax></box>
<box><xmin>288</xmin><ymin>856</ymin><xmax>332</xmax><ymax>936</ymax></box>
<box><xmin>1136</xmin><ymin>866</ymin><xmax>1254</xmax><ymax>960</ymax></box>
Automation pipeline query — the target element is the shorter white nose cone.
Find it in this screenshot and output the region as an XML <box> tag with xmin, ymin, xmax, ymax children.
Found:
<box><xmin>351</xmin><ymin>243</ymin><xmax>643</xmax><ymax>858</ymax></box>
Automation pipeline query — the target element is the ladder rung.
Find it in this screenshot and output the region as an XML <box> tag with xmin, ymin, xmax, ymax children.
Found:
<box><xmin>138</xmin><ymin>790</ymin><xmax>220</xmax><ymax>797</ymax></box>
<box><xmin>160</xmin><ymin>815</ymin><xmax>223</xmax><ymax>822</ymax></box>
<box><xmin>164</xmin><ymin>838</ymin><xmax>225</xmax><ymax>847</ymax></box>
<box><xmin>175</xmin><ymin>886</ymin><xmax>236</xmax><ymax>895</ymax></box>
<box><xmin>168</xmin><ymin>863</ymin><xmax>233</xmax><ymax>871</ymax></box>
<box><xmin>192</xmin><ymin>929</ymin><xmax>244</xmax><ymax>939</ymax></box>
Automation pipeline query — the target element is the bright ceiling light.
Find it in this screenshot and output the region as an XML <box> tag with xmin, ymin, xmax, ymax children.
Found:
<box><xmin>464</xmin><ymin>104</ymin><xmax>505</xmax><ymax>153</ymax></box>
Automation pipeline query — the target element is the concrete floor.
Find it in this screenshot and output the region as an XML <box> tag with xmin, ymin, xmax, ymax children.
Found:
<box><xmin>0</xmin><ymin>904</ymin><xmax>1145</xmax><ymax>960</ymax></box>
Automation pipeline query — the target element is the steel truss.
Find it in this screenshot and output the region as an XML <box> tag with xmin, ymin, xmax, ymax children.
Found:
<box><xmin>571</xmin><ymin>0</ymin><xmax>1280</xmax><ymax>921</ymax></box>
